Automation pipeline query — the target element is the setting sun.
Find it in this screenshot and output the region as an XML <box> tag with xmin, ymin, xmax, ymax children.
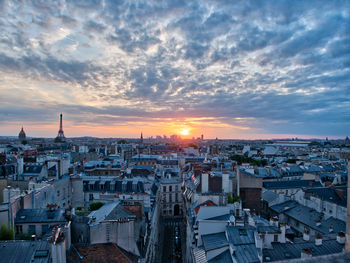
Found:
<box><xmin>179</xmin><ymin>128</ymin><xmax>190</xmax><ymax>136</ymax></box>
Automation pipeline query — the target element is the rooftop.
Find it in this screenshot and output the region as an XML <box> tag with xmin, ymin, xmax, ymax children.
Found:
<box><xmin>67</xmin><ymin>243</ymin><xmax>138</xmax><ymax>263</ymax></box>
<box><xmin>202</xmin><ymin>232</ymin><xmax>228</xmax><ymax>252</ymax></box>
<box><xmin>0</xmin><ymin>240</ymin><xmax>50</xmax><ymax>263</ymax></box>
<box><xmin>263</xmin><ymin>239</ymin><xmax>344</xmax><ymax>262</ymax></box>
<box><xmin>15</xmin><ymin>208</ymin><xmax>66</xmax><ymax>224</ymax></box>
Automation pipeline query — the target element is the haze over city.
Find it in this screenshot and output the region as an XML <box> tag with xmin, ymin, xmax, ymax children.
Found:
<box><xmin>0</xmin><ymin>0</ymin><xmax>349</xmax><ymax>139</ymax></box>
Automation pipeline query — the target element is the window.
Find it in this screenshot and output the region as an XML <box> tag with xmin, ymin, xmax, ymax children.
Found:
<box><xmin>16</xmin><ymin>225</ymin><xmax>23</xmax><ymax>234</ymax></box>
<box><xmin>175</xmin><ymin>193</ymin><xmax>178</xmax><ymax>202</ymax></box>
<box><xmin>175</xmin><ymin>185</ymin><xmax>179</xmax><ymax>191</ymax></box>
<box><xmin>57</xmin><ymin>190</ymin><xmax>60</xmax><ymax>197</ymax></box>
<box><xmin>89</xmin><ymin>184</ymin><xmax>94</xmax><ymax>190</ymax></box>
<box><xmin>169</xmin><ymin>194</ymin><xmax>172</xmax><ymax>202</ymax></box>
<box><xmin>42</xmin><ymin>225</ymin><xmax>48</xmax><ymax>235</ymax></box>
<box><xmin>239</xmin><ymin>229</ymin><xmax>247</xmax><ymax>236</ymax></box>
<box><xmin>89</xmin><ymin>194</ymin><xmax>94</xmax><ymax>200</ymax></box>
<box><xmin>34</xmin><ymin>250</ymin><xmax>49</xmax><ymax>258</ymax></box>
<box><xmin>29</xmin><ymin>225</ymin><xmax>36</xmax><ymax>234</ymax></box>
<box><xmin>274</xmin><ymin>235</ymin><xmax>278</xmax><ymax>242</ymax></box>
<box><xmin>169</xmin><ymin>186</ymin><xmax>172</xmax><ymax>192</ymax></box>
<box><xmin>163</xmin><ymin>186</ymin><xmax>166</xmax><ymax>192</ymax></box>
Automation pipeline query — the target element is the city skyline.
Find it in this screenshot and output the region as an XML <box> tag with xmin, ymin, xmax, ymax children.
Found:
<box><xmin>1</xmin><ymin>1</ymin><xmax>349</xmax><ymax>139</ymax></box>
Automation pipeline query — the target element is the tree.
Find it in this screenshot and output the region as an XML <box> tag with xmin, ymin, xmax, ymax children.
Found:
<box><xmin>89</xmin><ymin>202</ymin><xmax>104</xmax><ymax>211</ymax></box>
<box><xmin>0</xmin><ymin>224</ymin><xmax>14</xmax><ymax>240</ymax></box>
<box><xmin>117</xmin><ymin>139</ymin><xmax>127</xmax><ymax>144</ymax></box>
<box><xmin>54</xmin><ymin>137</ymin><xmax>62</xmax><ymax>143</ymax></box>
<box><xmin>227</xmin><ymin>193</ymin><xmax>234</xmax><ymax>203</ymax></box>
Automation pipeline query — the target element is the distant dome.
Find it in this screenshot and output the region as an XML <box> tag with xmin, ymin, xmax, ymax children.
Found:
<box><xmin>18</xmin><ymin>127</ymin><xmax>26</xmax><ymax>141</ymax></box>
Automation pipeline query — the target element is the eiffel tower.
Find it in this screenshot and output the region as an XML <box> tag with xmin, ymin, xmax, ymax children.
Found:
<box><xmin>56</xmin><ymin>113</ymin><xmax>65</xmax><ymax>142</ymax></box>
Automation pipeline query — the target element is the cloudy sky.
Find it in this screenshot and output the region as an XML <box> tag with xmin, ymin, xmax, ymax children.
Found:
<box><xmin>0</xmin><ymin>0</ymin><xmax>349</xmax><ymax>139</ymax></box>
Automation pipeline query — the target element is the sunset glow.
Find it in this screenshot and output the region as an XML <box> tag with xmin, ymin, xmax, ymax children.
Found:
<box><xmin>179</xmin><ymin>128</ymin><xmax>190</xmax><ymax>136</ymax></box>
<box><xmin>0</xmin><ymin>1</ymin><xmax>348</xmax><ymax>139</ymax></box>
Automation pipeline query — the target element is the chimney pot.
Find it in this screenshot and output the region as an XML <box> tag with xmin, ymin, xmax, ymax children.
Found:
<box><xmin>303</xmin><ymin>230</ymin><xmax>310</xmax><ymax>241</ymax></box>
<box><xmin>301</xmin><ymin>248</ymin><xmax>312</xmax><ymax>258</ymax></box>
<box><xmin>315</xmin><ymin>235</ymin><xmax>322</xmax><ymax>246</ymax></box>
<box><xmin>337</xmin><ymin>232</ymin><xmax>346</xmax><ymax>244</ymax></box>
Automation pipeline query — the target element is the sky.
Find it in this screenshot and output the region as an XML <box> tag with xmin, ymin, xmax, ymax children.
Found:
<box><xmin>0</xmin><ymin>0</ymin><xmax>349</xmax><ymax>139</ymax></box>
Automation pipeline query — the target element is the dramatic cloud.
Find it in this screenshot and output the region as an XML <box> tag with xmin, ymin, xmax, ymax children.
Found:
<box><xmin>0</xmin><ymin>0</ymin><xmax>349</xmax><ymax>138</ymax></box>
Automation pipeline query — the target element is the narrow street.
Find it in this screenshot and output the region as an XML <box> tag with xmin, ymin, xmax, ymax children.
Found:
<box><xmin>160</xmin><ymin>217</ymin><xmax>186</xmax><ymax>263</ymax></box>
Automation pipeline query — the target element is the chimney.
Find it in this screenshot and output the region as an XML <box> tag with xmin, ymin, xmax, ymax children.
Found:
<box><xmin>201</xmin><ymin>173</ymin><xmax>208</xmax><ymax>193</ymax></box>
<box><xmin>301</xmin><ymin>248</ymin><xmax>312</xmax><ymax>258</ymax></box>
<box><xmin>315</xmin><ymin>234</ymin><xmax>322</xmax><ymax>246</ymax></box>
<box><xmin>337</xmin><ymin>232</ymin><xmax>346</xmax><ymax>244</ymax></box>
<box><xmin>269</xmin><ymin>216</ymin><xmax>279</xmax><ymax>227</ymax></box>
<box><xmin>279</xmin><ymin>224</ymin><xmax>286</xmax><ymax>243</ymax></box>
<box><xmin>50</xmin><ymin>226</ymin><xmax>66</xmax><ymax>263</ymax></box>
<box><xmin>303</xmin><ymin>230</ymin><xmax>310</xmax><ymax>241</ymax></box>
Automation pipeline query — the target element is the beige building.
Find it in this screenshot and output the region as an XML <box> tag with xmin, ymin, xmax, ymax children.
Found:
<box><xmin>160</xmin><ymin>178</ymin><xmax>183</xmax><ymax>217</ymax></box>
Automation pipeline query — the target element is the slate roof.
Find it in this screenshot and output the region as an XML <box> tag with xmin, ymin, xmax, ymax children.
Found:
<box><xmin>226</xmin><ymin>226</ymin><xmax>255</xmax><ymax>245</ymax></box>
<box><xmin>269</xmin><ymin>167</ymin><xmax>282</xmax><ymax>178</ymax></box>
<box><xmin>15</xmin><ymin>208</ymin><xmax>66</xmax><ymax>224</ymax></box>
<box><xmin>256</xmin><ymin>225</ymin><xmax>281</xmax><ymax>234</ymax></box>
<box><xmin>23</xmin><ymin>165</ymin><xmax>43</xmax><ymax>176</ymax></box>
<box><xmin>0</xmin><ymin>240</ymin><xmax>50</xmax><ymax>263</ymax></box>
<box><xmin>283</xmin><ymin>204</ymin><xmax>346</xmax><ymax>234</ymax></box>
<box><xmin>208</xmin><ymin>249</ymin><xmax>233</xmax><ymax>263</ymax></box>
<box><xmin>269</xmin><ymin>200</ymin><xmax>299</xmax><ymax>214</ymax></box>
<box><xmin>233</xmin><ymin>244</ymin><xmax>260</xmax><ymax>263</ymax></box>
<box><xmin>88</xmin><ymin>201</ymin><xmax>119</xmax><ymax>225</ymax></box>
<box><xmin>263</xmin><ymin>239</ymin><xmax>344</xmax><ymax>262</ymax></box>
<box><xmin>304</xmin><ymin>187</ymin><xmax>347</xmax><ymax>207</ymax></box>
<box><xmin>262</xmin><ymin>190</ymin><xmax>279</xmax><ymax>203</ymax></box>
<box><xmin>263</xmin><ymin>180</ymin><xmax>322</xmax><ymax>190</ymax></box>
<box><xmin>105</xmin><ymin>204</ymin><xmax>136</xmax><ymax>221</ymax></box>
<box><xmin>305</xmin><ymin>165</ymin><xmax>322</xmax><ymax>173</ymax></box>
<box><xmin>89</xmin><ymin>201</ymin><xmax>136</xmax><ymax>226</ymax></box>
<box><xmin>202</xmin><ymin>232</ymin><xmax>228</xmax><ymax>252</ymax></box>
<box><xmin>206</xmin><ymin>213</ymin><xmax>232</xmax><ymax>221</ymax></box>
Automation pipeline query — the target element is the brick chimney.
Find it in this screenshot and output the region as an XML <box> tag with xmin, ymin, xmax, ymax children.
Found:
<box><xmin>301</xmin><ymin>248</ymin><xmax>312</xmax><ymax>258</ymax></box>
